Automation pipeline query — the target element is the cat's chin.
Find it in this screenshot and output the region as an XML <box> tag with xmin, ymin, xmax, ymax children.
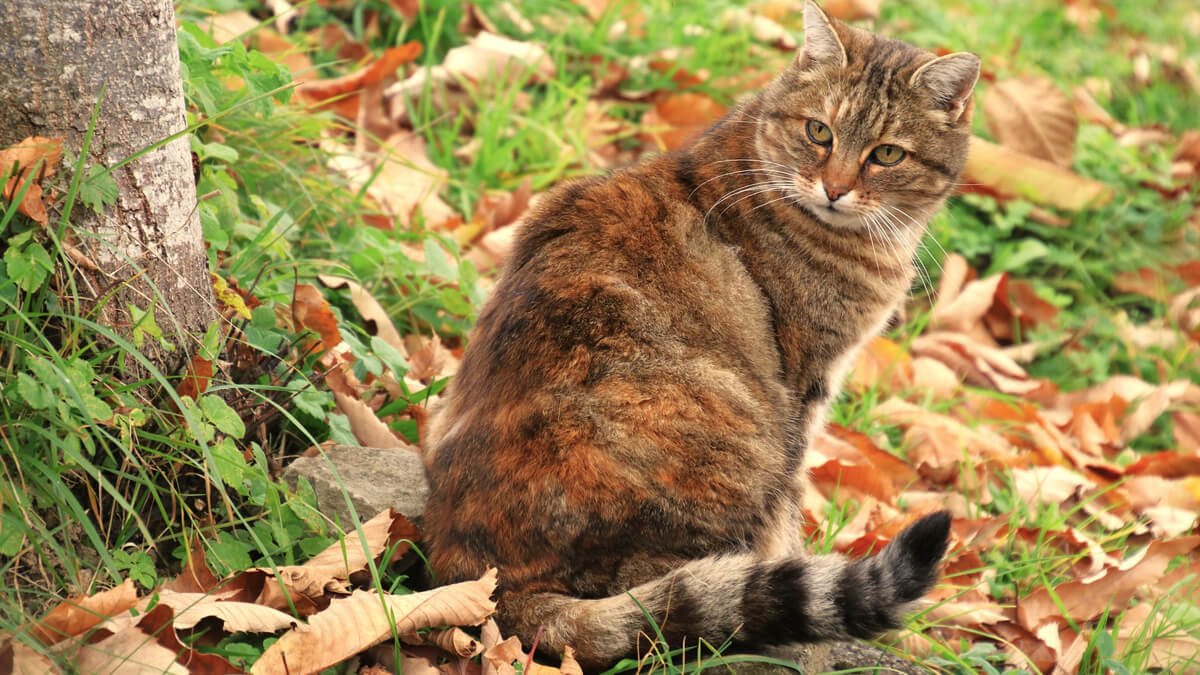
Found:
<box><xmin>803</xmin><ymin>203</ymin><xmax>869</xmax><ymax>231</ymax></box>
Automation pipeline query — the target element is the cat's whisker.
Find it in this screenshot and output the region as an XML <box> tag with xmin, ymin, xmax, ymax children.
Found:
<box><xmin>712</xmin><ymin>183</ymin><xmax>796</xmax><ymax>222</ymax></box>
<box><xmin>688</xmin><ymin>168</ymin><xmax>795</xmax><ymax>201</ymax></box>
<box><xmin>882</xmin><ymin>203</ymin><xmax>948</xmax><ymax>276</ymax></box>
<box><xmin>704</xmin><ymin>181</ymin><xmax>794</xmax><ymax>223</ymax></box>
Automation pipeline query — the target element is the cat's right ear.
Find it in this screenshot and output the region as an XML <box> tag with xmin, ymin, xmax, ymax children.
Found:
<box><xmin>796</xmin><ymin>1</ymin><xmax>847</xmax><ymax>70</ymax></box>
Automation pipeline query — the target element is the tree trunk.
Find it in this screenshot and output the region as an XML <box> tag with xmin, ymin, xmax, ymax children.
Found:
<box><xmin>0</xmin><ymin>0</ymin><xmax>216</xmax><ymax>378</ymax></box>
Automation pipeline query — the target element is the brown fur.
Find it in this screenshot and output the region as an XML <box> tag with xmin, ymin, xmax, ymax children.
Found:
<box><xmin>422</xmin><ymin>2</ymin><xmax>979</xmax><ymax>670</ymax></box>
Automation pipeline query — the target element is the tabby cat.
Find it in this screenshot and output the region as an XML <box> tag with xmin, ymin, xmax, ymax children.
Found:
<box><xmin>422</xmin><ymin>2</ymin><xmax>979</xmax><ymax>669</ymax></box>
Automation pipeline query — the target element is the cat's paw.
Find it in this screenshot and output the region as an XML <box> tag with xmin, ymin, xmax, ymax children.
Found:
<box><xmin>886</xmin><ymin>510</ymin><xmax>952</xmax><ymax>602</ymax></box>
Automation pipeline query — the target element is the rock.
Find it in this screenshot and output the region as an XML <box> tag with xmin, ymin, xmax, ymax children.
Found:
<box><xmin>282</xmin><ymin>444</ymin><xmax>429</xmax><ymax>526</ymax></box>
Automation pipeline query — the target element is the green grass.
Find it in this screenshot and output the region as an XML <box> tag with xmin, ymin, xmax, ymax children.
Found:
<box><xmin>3</xmin><ymin>0</ymin><xmax>1199</xmax><ymax>672</ymax></box>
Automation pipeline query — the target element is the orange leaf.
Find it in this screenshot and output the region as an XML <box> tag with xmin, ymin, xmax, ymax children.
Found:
<box><xmin>640</xmin><ymin>93</ymin><xmax>727</xmax><ymax>152</ymax></box>
<box><xmin>296</xmin><ymin>41</ymin><xmax>422</xmax><ymax>116</ymax></box>
<box><xmin>176</xmin><ymin>353</ymin><xmax>214</xmax><ymax>400</ymax></box>
<box><xmin>292</xmin><ymin>283</ymin><xmax>342</xmax><ymax>352</ymax></box>
<box><xmin>1</xmin><ymin>136</ymin><xmax>63</xmax><ymax>225</ymax></box>
<box><xmin>29</xmin><ymin>579</ymin><xmax>138</xmax><ymax>646</ymax></box>
<box><xmin>962</xmin><ymin>136</ymin><xmax>1112</xmax><ymax>210</ymax></box>
<box><xmin>983</xmin><ymin>77</ymin><xmax>1079</xmax><ymax>168</ymax></box>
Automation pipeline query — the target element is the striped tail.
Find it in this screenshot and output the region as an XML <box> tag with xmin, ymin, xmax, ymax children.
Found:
<box><xmin>500</xmin><ymin>511</ymin><xmax>951</xmax><ymax>671</ymax></box>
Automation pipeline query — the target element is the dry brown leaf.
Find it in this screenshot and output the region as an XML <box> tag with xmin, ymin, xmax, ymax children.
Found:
<box><xmin>1</xmin><ymin>136</ymin><xmax>63</xmax><ymax>225</ymax></box>
<box><xmin>3</xmin><ymin>639</ymin><xmax>61</xmax><ymax>675</ymax></box>
<box><xmin>962</xmin><ymin>136</ymin><xmax>1113</xmax><ymax>209</ymax></box>
<box><xmin>559</xmin><ymin>646</ymin><xmax>584</xmax><ymax>675</ymax></box>
<box><xmin>1112</xmin><ymin>603</ymin><xmax>1200</xmax><ymax>670</ymax></box>
<box><xmin>931</xmin><ymin>274</ymin><xmax>1005</xmax><ymax>334</ymax></box>
<box><xmin>369</xmin><ymin>132</ymin><xmax>456</xmax><ymax>227</ymax></box>
<box><xmin>911</xmin><ymin>356</ymin><xmax>962</xmax><ymax>399</ymax></box>
<box><xmin>68</xmin><ymin>604</ymin><xmax>238</xmax><ymax>674</ymax></box>
<box><xmin>304</xmin><ymin>508</ymin><xmax>421</xmax><ymax>575</ymax></box>
<box><xmin>821</xmin><ymin>0</ymin><xmax>882</xmax><ymax>21</ymax></box>
<box><xmin>154</xmin><ymin>590</ymin><xmax>297</xmax><ymax>632</ymax></box>
<box><xmin>911</xmin><ymin>332</ymin><xmax>1045</xmax><ymax>396</ymax></box>
<box><xmin>1018</xmin><ymin>536</ymin><xmax>1200</xmax><ymax>629</ymax></box>
<box><xmin>720</xmin><ymin>8</ymin><xmax>796</xmax><ymax>49</ymax></box>
<box><xmin>984</xmin><ymin>77</ymin><xmax>1079</xmax><ymax>168</ymax></box>
<box><xmin>404</xmin><ymin>627</ymin><xmax>485</xmax><ymax>658</ymax></box>
<box><xmin>809</xmin><ymin>459</ymin><xmax>897</xmax><ymax>503</ymax></box>
<box><xmin>296</xmin><ymin>41</ymin><xmax>422</xmax><ymax>118</ymax></box>
<box><xmin>316</xmin><ymin>274</ymin><xmax>407</xmax><ymax>356</ymax></box>
<box><xmin>251</xmin><ymin>569</ymin><xmax>499</xmax><ymax>675</ymax></box>
<box><xmin>847</xmin><ymin>336</ymin><xmax>913</xmax><ymax>394</ymax></box>
<box><xmin>293</xmin><ymin>283</ymin><xmax>342</xmax><ymax>352</ymax></box>
<box><xmin>164</xmin><ymin>537</ymin><xmax>222</xmax><ymax>594</ymax></box>
<box><xmin>408</xmin><ymin>334</ymin><xmax>458</xmax><ymax>382</ymax></box>
<box><xmin>29</xmin><ymin>578</ymin><xmax>139</xmax><ymax>647</ymax></box>
<box><xmin>640</xmin><ymin>93</ymin><xmax>728</xmax><ymax>152</ymax></box>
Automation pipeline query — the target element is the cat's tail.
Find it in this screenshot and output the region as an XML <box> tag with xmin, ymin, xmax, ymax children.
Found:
<box><xmin>500</xmin><ymin>511</ymin><xmax>951</xmax><ymax>671</ymax></box>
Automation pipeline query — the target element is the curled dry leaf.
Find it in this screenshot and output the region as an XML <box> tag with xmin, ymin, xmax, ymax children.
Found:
<box><xmin>847</xmin><ymin>336</ymin><xmax>913</xmax><ymax>394</ymax></box>
<box><xmin>1</xmin><ymin>136</ymin><xmax>63</xmax><ymax>225</ymax></box>
<box><xmin>296</xmin><ymin>41</ymin><xmax>422</xmax><ymax>119</ymax></box>
<box><xmin>911</xmin><ymin>331</ymin><xmax>1046</xmax><ymax>396</ymax></box>
<box><xmin>403</xmin><ymin>627</ymin><xmax>485</xmax><ymax>658</ymax></box>
<box><xmin>962</xmin><ymin>136</ymin><xmax>1113</xmax><ymax>209</ymax></box>
<box><xmin>251</xmin><ymin>569</ymin><xmax>499</xmax><ymax>675</ymax></box>
<box><xmin>983</xmin><ymin>77</ymin><xmax>1079</xmax><ymax>168</ymax></box>
<box><xmin>68</xmin><ymin>604</ymin><xmax>239</xmax><ymax>675</ymax></box>
<box><xmin>164</xmin><ymin>537</ymin><xmax>222</xmax><ymax>594</ymax></box>
<box><xmin>316</xmin><ymin>274</ymin><xmax>407</xmax><ymax>356</ymax></box>
<box><xmin>29</xmin><ymin>578</ymin><xmax>138</xmax><ymax>647</ymax></box>
<box><xmin>154</xmin><ymin>590</ymin><xmax>297</xmax><ymax>632</ymax></box>
<box><xmin>330</xmin><ymin>132</ymin><xmax>456</xmax><ymax>228</ymax></box>
<box><xmin>1017</xmin><ymin>536</ymin><xmax>1200</xmax><ymax>630</ymax></box>
<box><xmin>293</xmin><ymin>283</ymin><xmax>342</xmax><ymax>352</ymax></box>
<box><xmin>408</xmin><ymin>334</ymin><xmax>458</xmax><ymax>382</ymax></box>
<box><xmin>335</xmin><ymin>390</ymin><xmax>412</xmax><ymax>449</ymax></box>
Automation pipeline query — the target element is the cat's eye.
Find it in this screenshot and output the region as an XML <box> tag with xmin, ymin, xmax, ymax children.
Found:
<box><xmin>806</xmin><ymin>120</ymin><xmax>833</xmax><ymax>146</ymax></box>
<box><xmin>870</xmin><ymin>145</ymin><xmax>906</xmax><ymax>166</ymax></box>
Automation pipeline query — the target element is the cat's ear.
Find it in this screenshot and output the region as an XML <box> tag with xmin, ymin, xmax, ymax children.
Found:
<box><xmin>796</xmin><ymin>1</ymin><xmax>847</xmax><ymax>70</ymax></box>
<box><xmin>910</xmin><ymin>52</ymin><xmax>980</xmax><ymax>124</ymax></box>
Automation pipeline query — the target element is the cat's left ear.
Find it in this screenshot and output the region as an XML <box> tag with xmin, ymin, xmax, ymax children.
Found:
<box><xmin>910</xmin><ymin>52</ymin><xmax>980</xmax><ymax>124</ymax></box>
<box><xmin>797</xmin><ymin>1</ymin><xmax>848</xmax><ymax>70</ymax></box>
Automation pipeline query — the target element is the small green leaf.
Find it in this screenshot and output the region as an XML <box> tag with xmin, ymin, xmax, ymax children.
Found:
<box><xmin>423</xmin><ymin>238</ymin><xmax>458</xmax><ymax>282</ymax></box>
<box><xmin>199</xmin><ymin>394</ymin><xmax>246</xmax><ymax>439</ymax></box>
<box><xmin>201</xmin><ymin>320</ymin><xmax>222</xmax><ymax>362</ymax></box>
<box><xmin>370</xmin><ymin>336</ymin><xmax>410</xmax><ymax>378</ymax></box>
<box><xmin>210</xmin><ymin>437</ymin><xmax>248</xmax><ymax>489</ymax></box>
<box><xmin>79</xmin><ymin>164</ymin><xmax>118</xmax><ymax>214</ymax></box>
<box><xmin>16</xmin><ymin>372</ymin><xmax>52</xmax><ymax>410</ymax></box>
<box><xmin>128</xmin><ymin>302</ymin><xmax>162</xmax><ymax>349</ymax></box>
<box><xmin>5</xmin><ymin>241</ymin><xmax>53</xmax><ymax>292</ymax></box>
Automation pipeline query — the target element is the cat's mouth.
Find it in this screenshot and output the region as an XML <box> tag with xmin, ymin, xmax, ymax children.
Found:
<box><xmin>808</xmin><ymin>201</ymin><xmax>867</xmax><ymax>230</ymax></box>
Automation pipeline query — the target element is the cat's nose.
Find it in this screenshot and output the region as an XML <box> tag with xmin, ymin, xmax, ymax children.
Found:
<box><xmin>823</xmin><ymin>183</ymin><xmax>850</xmax><ymax>202</ymax></box>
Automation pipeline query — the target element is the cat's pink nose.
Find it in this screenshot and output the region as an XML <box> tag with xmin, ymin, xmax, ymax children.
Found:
<box><xmin>823</xmin><ymin>183</ymin><xmax>850</xmax><ymax>202</ymax></box>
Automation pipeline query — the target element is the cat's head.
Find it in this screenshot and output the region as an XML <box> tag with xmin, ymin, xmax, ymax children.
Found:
<box><xmin>754</xmin><ymin>1</ymin><xmax>979</xmax><ymax>234</ymax></box>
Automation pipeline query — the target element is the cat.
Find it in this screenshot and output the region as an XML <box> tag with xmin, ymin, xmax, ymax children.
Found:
<box><xmin>421</xmin><ymin>1</ymin><xmax>979</xmax><ymax>670</ymax></box>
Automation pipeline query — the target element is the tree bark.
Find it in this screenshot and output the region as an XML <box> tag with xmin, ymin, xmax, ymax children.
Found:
<box><xmin>0</xmin><ymin>0</ymin><xmax>216</xmax><ymax>378</ymax></box>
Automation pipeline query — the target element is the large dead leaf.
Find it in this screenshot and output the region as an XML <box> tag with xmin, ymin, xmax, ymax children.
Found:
<box><xmin>847</xmin><ymin>336</ymin><xmax>914</xmax><ymax>394</ymax></box>
<box><xmin>821</xmin><ymin>0</ymin><xmax>882</xmax><ymax>21</ymax></box>
<box><xmin>296</xmin><ymin>41</ymin><xmax>422</xmax><ymax>120</ymax></box>
<box><xmin>1018</xmin><ymin>536</ymin><xmax>1200</xmax><ymax>629</ymax></box>
<box><xmin>1112</xmin><ymin>603</ymin><xmax>1200</xmax><ymax>670</ymax></box>
<box><xmin>0</xmin><ymin>136</ymin><xmax>63</xmax><ymax>225</ymax></box>
<box><xmin>154</xmin><ymin>590</ymin><xmax>297</xmax><ymax>632</ymax></box>
<box><xmin>2</xmin><ymin>638</ymin><xmax>60</xmax><ymax>675</ymax></box>
<box><xmin>335</xmin><ymin>390</ymin><xmax>414</xmax><ymax>449</ymax></box>
<box><xmin>164</xmin><ymin>537</ymin><xmax>222</xmax><ymax>594</ymax></box>
<box><xmin>293</xmin><ymin>283</ymin><xmax>342</xmax><ymax>352</ymax></box>
<box><xmin>354</xmin><ymin>132</ymin><xmax>456</xmax><ymax>228</ymax></box>
<box><xmin>962</xmin><ymin>136</ymin><xmax>1113</xmax><ymax>209</ymax></box>
<box><xmin>250</xmin><ymin>569</ymin><xmax>499</xmax><ymax>675</ymax></box>
<box><xmin>240</xmin><ymin>509</ymin><xmax>420</xmax><ymax>612</ymax></box>
<box><xmin>67</xmin><ymin>604</ymin><xmax>238</xmax><ymax>674</ymax></box>
<box><xmin>984</xmin><ymin>77</ymin><xmax>1079</xmax><ymax>168</ymax></box>
<box><xmin>316</xmin><ymin>274</ymin><xmax>407</xmax><ymax>356</ymax></box>
<box><xmin>911</xmin><ymin>332</ymin><xmax>1046</xmax><ymax>396</ymax></box>
<box><xmin>29</xmin><ymin>579</ymin><xmax>139</xmax><ymax>647</ymax></box>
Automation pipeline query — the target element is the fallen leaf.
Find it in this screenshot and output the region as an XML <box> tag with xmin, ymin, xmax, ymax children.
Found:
<box><xmin>408</xmin><ymin>334</ymin><xmax>457</xmax><ymax>382</ymax></box>
<box><xmin>296</xmin><ymin>42</ymin><xmax>422</xmax><ymax>119</ymax></box>
<box><xmin>164</xmin><ymin>537</ymin><xmax>222</xmax><ymax>594</ymax></box>
<box><xmin>962</xmin><ymin>136</ymin><xmax>1113</xmax><ymax>210</ymax></box>
<box><xmin>0</xmin><ymin>136</ymin><xmax>63</xmax><ymax>225</ymax></box>
<box><xmin>1018</xmin><ymin>536</ymin><xmax>1200</xmax><ymax>629</ymax></box>
<box><xmin>821</xmin><ymin>0</ymin><xmax>882</xmax><ymax>21</ymax></box>
<box><xmin>847</xmin><ymin>336</ymin><xmax>913</xmax><ymax>394</ymax></box>
<box><xmin>360</xmin><ymin>132</ymin><xmax>456</xmax><ymax>227</ymax></box>
<box><xmin>292</xmin><ymin>283</ymin><xmax>342</xmax><ymax>352</ymax></box>
<box><xmin>984</xmin><ymin>77</ymin><xmax>1079</xmax><ymax>168</ymax></box>
<box><xmin>251</xmin><ymin>569</ymin><xmax>499</xmax><ymax>675</ymax></box>
<box><xmin>640</xmin><ymin>93</ymin><xmax>727</xmax><ymax>152</ymax></box>
<box><xmin>316</xmin><ymin>274</ymin><xmax>407</xmax><ymax>356</ymax></box>
<box><xmin>68</xmin><ymin>604</ymin><xmax>238</xmax><ymax>674</ymax></box>
<box><xmin>1112</xmin><ymin>603</ymin><xmax>1200</xmax><ymax>670</ymax></box>
<box><xmin>2</xmin><ymin>638</ymin><xmax>60</xmax><ymax>675</ymax></box>
<box><xmin>154</xmin><ymin>590</ymin><xmax>297</xmax><ymax>632</ymax></box>
<box><xmin>176</xmin><ymin>353</ymin><xmax>214</xmax><ymax>400</ymax></box>
<box><xmin>29</xmin><ymin>579</ymin><xmax>138</xmax><ymax>647</ymax></box>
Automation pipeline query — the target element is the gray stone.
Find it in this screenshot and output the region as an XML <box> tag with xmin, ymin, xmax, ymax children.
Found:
<box><xmin>282</xmin><ymin>444</ymin><xmax>429</xmax><ymax>527</ymax></box>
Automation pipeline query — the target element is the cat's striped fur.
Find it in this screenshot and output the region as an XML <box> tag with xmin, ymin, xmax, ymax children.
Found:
<box><xmin>422</xmin><ymin>2</ymin><xmax>979</xmax><ymax>670</ymax></box>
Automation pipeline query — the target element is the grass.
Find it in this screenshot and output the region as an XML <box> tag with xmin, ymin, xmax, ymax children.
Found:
<box><xmin>2</xmin><ymin>0</ymin><xmax>1199</xmax><ymax>672</ymax></box>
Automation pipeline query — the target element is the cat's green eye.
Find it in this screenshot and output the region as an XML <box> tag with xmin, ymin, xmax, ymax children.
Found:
<box><xmin>806</xmin><ymin>120</ymin><xmax>833</xmax><ymax>146</ymax></box>
<box><xmin>871</xmin><ymin>145</ymin><xmax>906</xmax><ymax>166</ymax></box>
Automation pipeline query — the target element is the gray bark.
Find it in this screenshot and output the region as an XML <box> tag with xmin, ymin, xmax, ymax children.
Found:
<box><xmin>0</xmin><ymin>0</ymin><xmax>216</xmax><ymax>377</ymax></box>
